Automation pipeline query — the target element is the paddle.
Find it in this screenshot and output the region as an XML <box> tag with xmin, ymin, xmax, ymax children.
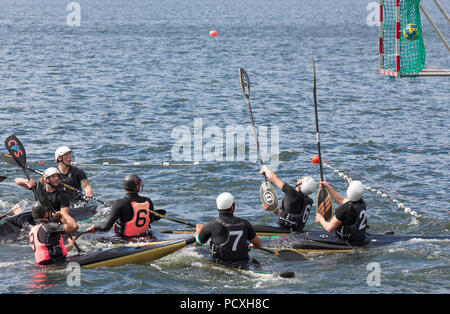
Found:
<box><xmin>149</xmin><ymin>209</ymin><xmax>196</xmax><ymax>228</ymax></box>
<box><xmin>311</xmin><ymin>54</ymin><xmax>334</xmax><ymax>222</ymax></box>
<box><xmin>0</xmin><ymin>175</ymin><xmax>6</xmax><ymax>183</ymax></box>
<box><xmin>4</xmin><ymin>134</ymin><xmax>41</xmax><ymax>203</ymax></box>
<box><xmin>257</xmin><ymin>246</ymin><xmax>306</xmax><ymax>261</ymax></box>
<box><xmin>0</xmin><ymin>153</ymin><xmax>111</xmax><ymax>207</ymax></box>
<box><xmin>239</xmin><ymin>68</ymin><xmax>278</xmax><ymax>212</ymax></box>
<box><xmin>0</xmin><ymin>200</ymin><xmax>27</xmax><ymax>221</ymax></box>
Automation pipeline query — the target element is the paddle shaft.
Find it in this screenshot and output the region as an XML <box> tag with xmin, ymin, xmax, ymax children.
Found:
<box><xmin>149</xmin><ymin>209</ymin><xmax>196</xmax><ymax>228</ymax></box>
<box><xmin>240</xmin><ymin>68</ymin><xmax>265</xmax><ymax>169</ymax></box>
<box><xmin>247</xmin><ymin>99</ymin><xmax>265</xmax><ymax>168</ymax></box>
<box><xmin>258</xmin><ymin>246</ymin><xmax>276</xmax><ymax>254</ymax></box>
<box><xmin>312</xmin><ymin>54</ymin><xmax>325</xmax><ymax>182</ymax></box>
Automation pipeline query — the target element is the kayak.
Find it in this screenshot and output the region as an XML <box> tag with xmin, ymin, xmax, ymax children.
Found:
<box><xmin>265</xmin><ymin>230</ymin><xmax>450</xmax><ymax>253</ymax></box>
<box><xmin>157</xmin><ymin>225</ymin><xmax>450</xmax><ymax>254</ymax></box>
<box><xmin>196</xmin><ymin>249</ymin><xmax>295</xmax><ymax>278</ymax></box>
<box><xmin>66</xmin><ymin>237</ymin><xmax>195</xmax><ymax>268</ymax></box>
<box><xmin>68</xmin><ymin>204</ymin><xmax>98</xmax><ymax>222</ymax></box>
<box><xmin>0</xmin><ymin>204</ymin><xmax>97</xmax><ymax>238</ymax></box>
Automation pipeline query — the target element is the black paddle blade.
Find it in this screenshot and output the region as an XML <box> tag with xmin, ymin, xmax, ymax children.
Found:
<box><xmin>316</xmin><ymin>186</ymin><xmax>333</xmax><ymax>222</ymax></box>
<box><xmin>4</xmin><ymin>134</ymin><xmax>27</xmax><ymax>168</ymax></box>
<box><xmin>239</xmin><ymin>68</ymin><xmax>250</xmax><ymax>100</ymax></box>
<box><xmin>275</xmin><ymin>249</ymin><xmax>307</xmax><ymax>261</ymax></box>
<box><xmin>276</xmin><ymin>270</ymin><xmax>296</xmax><ymax>278</ymax></box>
<box><xmin>260</xmin><ymin>178</ymin><xmax>278</xmax><ymax>212</ymax></box>
<box><xmin>0</xmin><ymin>175</ymin><xmax>6</xmax><ymax>183</ymax></box>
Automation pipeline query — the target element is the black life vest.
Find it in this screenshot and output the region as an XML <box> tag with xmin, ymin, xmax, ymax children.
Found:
<box><xmin>209</xmin><ymin>218</ymin><xmax>249</xmax><ymax>262</ymax></box>
<box><xmin>335</xmin><ymin>200</ymin><xmax>368</xmax><ymax>242</ymax></box>
<box><xmin>277</xmin><ymin>194</ymin><xmax>313</xmax><ymax>231</ymax></box>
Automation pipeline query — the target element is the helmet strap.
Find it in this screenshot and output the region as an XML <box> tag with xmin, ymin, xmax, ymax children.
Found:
<box><xmin>46</xmin><ymin>178</ymin><xmax>59</xmax><ymax>190</ymax></box>
<box><xmin>57</xmin><ymin>152</ymin><xmax>74</xmax><ymax>168</ymax></box>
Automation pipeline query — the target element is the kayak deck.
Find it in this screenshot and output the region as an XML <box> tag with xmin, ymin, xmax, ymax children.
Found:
<box><xmin>266</xmin><ymin>230</ymin><xmax>450</xmax><ymax>253</ymax></box>
<box><xmin>67</xmin><ymin>237</ymin><xmax>194</xmax><ymax>268</ymax></box>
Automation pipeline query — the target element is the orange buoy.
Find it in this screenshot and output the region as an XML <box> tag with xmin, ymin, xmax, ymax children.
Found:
<box><xmin>312</xmin><ymin>155</ymin><xmax>320</xmax><ymax>164</ymax></box>
<box><xmin>209</xmin><ymin>30</ymin><xmax>218</xmax><ymax>37</ymax></box>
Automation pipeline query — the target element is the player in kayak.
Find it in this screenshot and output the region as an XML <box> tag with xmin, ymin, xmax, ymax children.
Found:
<box><xmin>194</xmin><ymin>192</ymin><xmax>262</xmax><ymax>269</ymax></box>
<box><xmin>14</xmin><ymin>167</ymin><xmax>70</xmax><ymax>214</ymax></box>
<box><xmin>86</xmin><ymin>174</ymin><xmax>164</xmax><ymax>238</ymax></box>
<box><xmin>54</xmin><ymin>146</ymin><xmax>93</xmax><ymax>203</ymax></box>
<box><xmin>260</xmin><ymin>165</ymin><xmax>316</xmax><ymax>232</ymax></box>
<box><xmin>315</xmin><ymin>180</ymin><xmax>368</xmax><ymax>242</ymax></box>
<box><xmin>29</xmin><ymin>201</ymin><xmax>78</xmax><ymax>265</ymax></box>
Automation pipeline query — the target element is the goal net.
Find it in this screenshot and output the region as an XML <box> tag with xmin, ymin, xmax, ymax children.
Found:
<box><xmin>379</xmin><ymin>0</ymin><xmax>427</xmax><ymax>76</ymax></box>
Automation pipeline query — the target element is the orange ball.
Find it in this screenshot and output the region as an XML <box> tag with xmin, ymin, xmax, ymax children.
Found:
<box><xmin>209</xmin><ymin>30</ymin><xmax>218</xmax><ymax>37</ymax></box>
<box><xmin>312</xmin><ymin>155</ymin><xmax>320</xmax><ymax>164</ymax></box>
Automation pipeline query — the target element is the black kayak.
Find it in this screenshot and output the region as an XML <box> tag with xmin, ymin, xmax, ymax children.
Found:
<box><xmin>158</xmin><ymin>225</ymin><xmax>450</xmax><ymax>253</ymax></box>
<box><xmin>0</xmin><ymin>204</ymin><xmax>97</xmax><ymax>238</ymax></box>
<box><xmin>264</xmin><ymin>229</ymin><xmax>450</xmax><ymax>253</ymax></box>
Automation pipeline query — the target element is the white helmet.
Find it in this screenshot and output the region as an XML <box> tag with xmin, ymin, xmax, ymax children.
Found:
<box><xmin>216</xmin><ymin>192</ymin><xmax>235</xmax><ymax>210</ymax></box>
<box><xmin>300</xmin><ymin>176</ymin><xmax>316</xmax><ymax>195</ymax></box>
<box><xmin>347</xmin><ymin>180</ymin><xmax>364</xmax><ymax>202</ymax></box>
<box><xmin>43</xmin><ymin>167</ymin><xmax>60</xmax><ymax>179</ymax></box>
<box><xmin>55</xmin><ymin>146</ymin><xmax>72</xmax><ymax>162</ymax></box>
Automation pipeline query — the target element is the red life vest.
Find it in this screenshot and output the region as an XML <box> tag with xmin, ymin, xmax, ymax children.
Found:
<box><xmin>122</xmin><ymin>201</ymin><xmax>151</xmax><ymax>237</ymax></box>
<box><xmin>29</xmin><ymin>223</ymin><xmax>67</xmax><ymax>265</ymax></box>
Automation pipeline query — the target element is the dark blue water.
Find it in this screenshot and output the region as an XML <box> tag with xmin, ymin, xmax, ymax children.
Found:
<box><xmin>0</xmin><ymin>0</ymin><xmax>448</xmax><ymax>294</ymax></box>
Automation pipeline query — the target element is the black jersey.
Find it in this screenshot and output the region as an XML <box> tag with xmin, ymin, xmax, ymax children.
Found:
<box><xmin>35</xmin><ymin>182</ymin><xmax>70</xmax><ymax>212</ymax></box>
<box><xmin>59</xmin><ymin>166</ymin><xmax>88</xmax><ymax>202</ymax></box>
<box><xmin>335</xmin><ymin>199</ymin><xmax>368</xmax><ymax>242</ymax></box>
<box><xmin>277</xmin><ymin>183</ymin><xmax>313</xmax><ymax>232</ymax></box>
<box><xmin>197</xmin><ymin>213</ymin><xmax>256</xmax><ymax>262</ymax></box>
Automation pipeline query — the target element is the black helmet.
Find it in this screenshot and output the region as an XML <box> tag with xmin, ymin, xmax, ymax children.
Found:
<box><xmin>31</xmin><ymin>201</ymin><xmax>50</xmax><ymax>219</ymax></box>
<box><xmin>123</xmin><ymin>174</ymin><xmax>142</xmax><ymax>192</ymax></box>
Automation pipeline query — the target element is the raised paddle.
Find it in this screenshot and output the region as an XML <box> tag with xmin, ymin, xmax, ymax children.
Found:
<box><xmin>4</xmin><ymin>134</ymin><xmax>41</xmax><ymax>203</ymax></box>
<box><xmin>311</xmin><ymin>54</ymin><xmax>334</xmax><ymax>222</ymax></box>
<box><xmin>239</xmin><ymin>68</ymin><xmax>278</xmax><ymax>212</ymax></box>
